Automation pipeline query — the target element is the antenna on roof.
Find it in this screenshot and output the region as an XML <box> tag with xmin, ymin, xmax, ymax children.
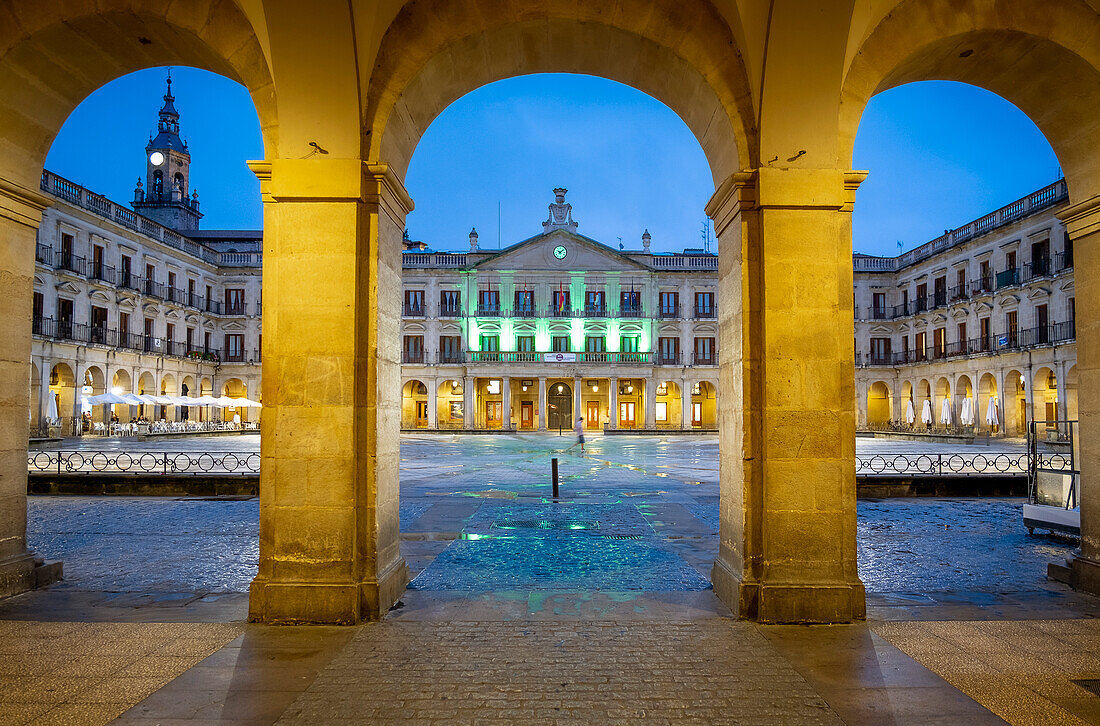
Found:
<box><xmin>701</xmin><ymin>219</ymin><xmax>712</xmax><ymax>254</ymax></box>
<box><xmin>897</xmin><ymin>240</ymin><xmax>904</xmax><ymax>254</ymax></box>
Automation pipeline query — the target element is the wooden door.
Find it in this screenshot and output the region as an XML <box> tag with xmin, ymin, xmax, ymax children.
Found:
<box><xmin>619</xmin><ymin>401</ymin><xmax>635</xmax><ymax>428</ymax></box>
<box><xmin>521</xmin><ymin>401</ymin><xmax>533</xmax><ymax>429</ymax></box>
<box><xmin>692</xmin><ymin>402</ymin><xmax>702</xmax><ymax>427</ymax></box>
<box><xmin>486</xmin><ymin>401</ymin><xmax>502</xmax><ymax>428</ymax></box>
<box><xmin>586</xmin><ymin>401</ymin><xmax>600</xmax><ymax>429</ymax></box>
<box><xmin>415</xmin><ymin>401</ymin><xmax>428</xmax><ymax>428</ymax></box>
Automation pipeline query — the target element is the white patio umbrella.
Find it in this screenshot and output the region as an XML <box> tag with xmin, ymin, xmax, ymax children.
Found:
<box><xmin>87</xmin><ymin>391</ymin><xmax>131</xmax><ymax>405</ymax></box>
<box><xmin>215</xmin><ymin>396</ymin><xmax>240</xmax><ymax>407</ymax></box>
<box><xmin>939</xmin><ymin>398</ymin><xmax>953</xmax><ymax>425</ymax></box>
<box><xmin>985</xmin><ymin>396</ymin><xmax>1000</xmax><ymax>427</ymax></box>
<box><xmin>176</xmin><ymin>395</ymin><xmax>203</xmax><ymax>406</ymax></box>
<box><xmin>46</xmin><ymin>392</ymin><xmax>59</xmax><ymax>423</ymax></box>
<box><xmin>905</xmin><ymin>399</ymin><xmax>915</xmax><ymax>424</ymax></box>
<box><xmin>196</xmin><ymin>395</ymin><xmax>220</xmax><ymax>406</ymax></box>
<box><xmin>236</xmin><ymin>398</ymin><xmax>262</xmax><ymax>408</ymax></box>
<box><xmin>152</xmin><ymin>395</ymin><xmax>176</xmax><ymax>406</ymax></box>
<box><xmin>920</xmin><ymin>399</ymin><xmax>933</xmax><ymax>424</ymax></box>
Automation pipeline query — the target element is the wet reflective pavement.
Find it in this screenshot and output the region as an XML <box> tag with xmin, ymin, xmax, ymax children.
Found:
<box><xmin>25</xmin><ymin>433</ymin><xmax>1075</xmax><ymax>601</ymax></box>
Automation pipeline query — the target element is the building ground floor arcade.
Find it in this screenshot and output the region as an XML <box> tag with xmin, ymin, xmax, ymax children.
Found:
<box><xmin>399</xmin><ymin>366</ymin><xmax>718</xmax><ymax>432</ymax></box>
<box><xmin>856</xmin><ymin>345</ymin><xmax>1077</xmax><ymax>437</ymax></box>
<box><xmin>32</xmin><ymin>341</ymin><xmax>260</xmax><ymax>435</ymax></box>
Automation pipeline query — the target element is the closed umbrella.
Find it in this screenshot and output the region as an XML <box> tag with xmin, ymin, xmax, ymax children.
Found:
<box><xmin>921</xmin><ymin>399</ymin><xmax>933</xmax><ymax>424</ymax></box>
<box><xmin>46</xmin><ymin>392</ymin><xmax>59</xmax><ymax>423</ymax></box>
<box><xmin>960</xmin><ymin>397</ymin><xmax>972</xmax><ymax>426</ymax></box>
<box><xmin>985</xmin><ymin>396</ymin><xmax>999</xmax><ymax>427</ymax></box>
<box><xmin>940</xmin><ymin>398</ymin><xmax>953</xmax><ymax>425</ymax></box>
<box><xmin>905</xmin><ymin>399</ymin><xmax>915</xmax><ymax>424</ymax></box>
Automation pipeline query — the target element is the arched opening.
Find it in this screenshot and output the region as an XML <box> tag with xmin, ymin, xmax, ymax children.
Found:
<box><xmin>978</xmin><ymin>373</ymin><xmax>1000</xmax><ymax>434</ymax></box>
<box><xmin>934</xmin><ymin>377</ymin><xmax>952</xmax><ymax>427</ymax></box>
<box><xmin>1006</xmin><ymin>369</ymin><xmax>1028</xmax><ymax>436</ymax></box>
<box><xmin>690</xmin><ymin>381</ymin><xmax>718</xmax><ymax>429</ymax></box>
<box><xmin>401</xmin><ymin>380</ymin><xmax>429</xmax><ymax>429</ymax></box>
<box><xmin>221</xmin><ymin>377</ymin><xmax>248</xmax><ymax>425</ymax></box>
<box><xmin>436</xmin><ymin>379</ymin><xmax>464</xmax><ymax>431</ymax></box>
<box><xmin>160</xmin><ymin>373</ymin><xmax>176</xmax><ymax>422</ymax></box>
<box><xmin>47</xmin><ymin>362</ymin><xmax>76</xmax><ymax>435</ymax></box>
<box><xmin>955</xmin><ymin>374</ymin><xmax>974</xmax><ymax>429</ymax></box>
<box><xmin>181</xmin><ymin>374</ymin><xmax>196</xmax><ymax>421</ymax></box>
<box><xmin>916</xmin><ymin>379</ymin><xmax>932</xmax><ymax>426</ymax></box>
<box><xmin>547</xmin><ymin>382</ymin><xmax>573</xmax><ymax>432</ymax></box>
<box><xmin>1032</xmin><ymin>367</ymin><xmax>1059</xmax><ymax>430</ymax></box>
<box><xmin>655</xmin><ymin>381</ymin><xmax>683</xmax><ymax>430</ymax></box>
<box><xmin>866</xmin><ymin>381</ymin><xmax>892</xmax><ymax>426</ymax></box>
<box><xmin>82</xmin><ymin>365</ymin><xmax>107</xmax><ymax>432</ymax></box>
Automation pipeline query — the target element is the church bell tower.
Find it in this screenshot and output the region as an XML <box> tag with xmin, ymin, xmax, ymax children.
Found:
<box><xmin>132</xmin><ymin>70</ymin><xmax>202</xmax><ymax>231</ymax></box>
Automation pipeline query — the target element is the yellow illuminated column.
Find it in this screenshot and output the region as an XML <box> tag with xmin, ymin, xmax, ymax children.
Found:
<box><xmin>0</xmin><ymin>179</ymin><xmax>51</xmax><ymax>598</ymax></box>
<box><xmin>247</xmin><ymin>160</ymin><xmax>409</xmax><ymax>624</ymax></box>
<box><xmin>707</xmin><ymin>169</ymin><xmax>866</xmax><ymax>623</ymax></box>
<box><xmin>608</xmin><ymin>376</ymin><xmax>618</xmax><ymax>429</ymax></box>
<box><xmin>501</xmin><ymin>376</ymin><xmax>511</xmax><ymax>430</ymax></box>
<box><xmin>427</xmin><ymin>378</ymin><xmax>438</xmax><ymax>429</ymax></box>
<box><xmin>1058</xmin><ymin>195</ymin><xmax>1100</xmax><ymax>594</ymax></box>
<box><xmin>538</xmin><ymin>376</ymin><xmax>548</xmax><ymax>431</ymax></box>
<box><xmin>681</xmin><ymin>377</ymin><xmax>691</xmax><ymax>429</ymax></box>
<box><xmin>464</xmin><ymin>376</ymin><xmax>475</xmax><ymax>429</ymax></box>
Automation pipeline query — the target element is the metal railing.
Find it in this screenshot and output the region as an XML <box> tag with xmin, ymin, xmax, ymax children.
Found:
<box><xmin>856</xmin><ymin>452</ymin><xmax>1034</xmax><ymax>477</ymax></box>
<box><xmin>28</xmin><ymin>450</ymin><xmax>260</xmax><ymax>475</ymax></box>
<box><xmin>694</xmin><ymin>307</ymin><xmax>717</xmax><ymax>319</ymax></box>
<box><xmin>859</xmin><ymin>322</ymin><xmax>1076</xmax><ymax>367</ymax></box>
<box><xmin>658</xmin><ymin>305</ymin><xmax>680</xmax><ymax>319</ymax></box>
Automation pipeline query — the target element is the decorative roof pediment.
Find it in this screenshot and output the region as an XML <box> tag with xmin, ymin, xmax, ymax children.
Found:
<box><xmin>1026</xmin><ymin>286</ymin><xmax>1051</xmax><ymax>300</ymax></box>
<box><xmin>973</xmin><ymin>301</ymin><xmax>992</xmax><ymax>313</ymax></box>
<box><xmin>165</xmin><ymin>309</ymin><xmax>181</xmax><ymax>320</ymax></box>
<box><xmin>117</xmin><ymin>296</ymin><xmax>137</xmax><ymax>310</ymax></box>
<box><xmin>932</xmin><ymin>314</ymin><xmax>947</xmax><ymax>323</ymax></box>
<box><xmin>869</xmin><ymin>325</ymin><xmax>892</xmax><ymax>334</ymax></box>
<box><xmin>141</xmin><ymin>303</ymin><xmax>160</xmax><ymax>315</ymax></box>
<box><xmin>402</xmin><ymin>322</ymin><xmax>425</xmax><ymax>333</ymax></box>
<box><xmin>89</xmin><ymin>290</ymin><xmax>112</xmax><ymax>304</ymax></box>
<box><xmin>185</xmin><ymin>314</ymin><xmax>201</xmax><ymax>324</ymax></box>
<box><xmin>950</xmin><ymin>308</ymin><xmax>968</xmax><ymax>319</ymax></box>
<box><xmin>54</xmin><ymin>280</ymin><xmax>81</xmax><ymax>295</ymax></box>
<box><xmin>1058</xmin><ymin>280</ymin><xmax>1075</xmax><ymax>293</ymax></box>
<box><xmin>474</xmin><ymin>229</ymin><xmax>650</xmax><ymax>272</ymax></box>
<box><xmin>997</xmin><ymin>295</ymin><xmax>1020</xmax><ymax>307</ymax></box>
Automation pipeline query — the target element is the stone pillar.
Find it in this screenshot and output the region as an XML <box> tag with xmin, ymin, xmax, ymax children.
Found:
<box><xmin>642</xmin><ymin>377</ymin><xmax>655</xmax><ymax>429</ymax></box>
<box><xmin>0</xmin><ymin>178</ymin><xmax>56</xmax><ymax>597</ymax></box>
<box><xmin>246</xmin><ymin>160</ymin><xmax>409</xmax><ymax>624</ymax></box>
<box><xmin>706</xmin><ymin>169</ymin><xmax>866</xmax><ymax>623</ymax></box>
<box><xmin>538</xmin><ymin>376</ymin><xmax>547</xmax><ymax>431</ymax></box>
<box><xmin>501</xmin><ymin>375</ymin><xmax>511</xmax><ymax>431</ymax></box>
<box><xmin>682</xmin><ymin>377</ymin><xmax>692</xmax><ymax>429</ymax></box>
<box><xmin>608</xmin><ymin>376</ymin><xmax>617</xmax><ymax>430</ymax></box>
<box><xmin>427</xmin><ymin>378</ymin><xmax>438</xmax><ymax>429</ymax></box>
<box><xmin>573</xmin><ymin>374</ymin><xmax>581</xmax><ymax>429</ymax></box>
<box><xmin>464</xmin><ymin>375</ymin><xmax>475</xmax><ymax>429</ymax></box>
<box><xmin>1057</xmin><ymin>195</ymin><xmax>1100</xmax><ymax>595</ymax></box>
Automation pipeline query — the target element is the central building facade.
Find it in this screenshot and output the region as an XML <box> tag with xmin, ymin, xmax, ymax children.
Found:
<box><xmin>399</xmin><ymin>190</ymin><xmax>721</xmax><ymax>432</ymax></box>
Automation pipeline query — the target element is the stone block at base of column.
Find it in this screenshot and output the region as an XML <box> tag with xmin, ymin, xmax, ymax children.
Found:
<box><xmin>0</xmin><ymin>552</ymin><xmax>63</xmax><ymax>599</ymax></box>
<box><xmin>1062</xmin><ymin>554</ymin><xmax>1100</xmax><ymax>596</ymax></box>
<box><xmin>712</xmin><ymin>555</ymin><xmax>866</xmax><ymax>623</ymax></box>
<box><xmin>248</xmin><ymin>558</ymin><xmax>409</xmax><ymax>625</ymax></box>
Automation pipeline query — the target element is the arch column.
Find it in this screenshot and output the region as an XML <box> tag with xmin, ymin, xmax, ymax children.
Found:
<box><xmin>501</xmin><ymin>375</ymin><xmax>511</xmax><ymax>431</ymax></box>
<box><xmin>427</xmin><ymin>377</ymin><xmax>438</xmax><ymax>429</ymax></box>
<box><xmin>0</xmin><ymin>178</ymin><xmax>56</xmax><ymax>597</ymax></box>
<box><xmin>707</xmin><ymin>169</ymin><xmax>865</xmax><ymax>623</ymax></box>
<box><xmin>463</xmin><ymin>376</ymin><xmax>475</xmax><ymax>429</ymax></box>
<box><xmin>1057</xmin><ymin>195</ymin><xmax>1100</xmax><ymax>595</ymax></box>
<box><xmin>246</xmin><ymin>159</ymin><xmax>410</xmax><ymax>624</ymax></box>
<box><xmin>607</xmin><ymin>376</ymin><xmax>617</xmax><ymax>430</ymax></box>
<box><xmin>537</xmin><ymin>376</ymin><xmax>547</xmax><ymax>431</ymax></box>
<box><xmin>681</xmin><ymin>377</ymin><xmax>691</xmax><ymax>430</ymax></box>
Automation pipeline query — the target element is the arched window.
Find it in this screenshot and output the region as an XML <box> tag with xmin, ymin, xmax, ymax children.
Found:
<box><xmin>152</xmin><ymin>170</ymin><xmax>163</xmax><ymax>196</ymax></box>
<box><xmin>174</xmin><ymin>172</ymin><xmax>185</xmax><ymax>191</ymax></box>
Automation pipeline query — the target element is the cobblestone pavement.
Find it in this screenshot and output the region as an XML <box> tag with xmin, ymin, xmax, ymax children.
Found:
<box><xmin>277</xmin><ymin>620</ymin><xmax>844</xmax><ymax>725</ymax></box>
<box><xmin>872</xmin><ymin>619</ymin><xmax>1100</xmax><ymax>724</ymax></box>
<box><xmin>0</xmin><ymin>620</ymin><xmax>241</xmax><ymax>726</ymax></box>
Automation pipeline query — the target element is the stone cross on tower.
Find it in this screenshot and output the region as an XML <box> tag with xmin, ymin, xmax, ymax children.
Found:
<box><xmin>543</xmin><ymin>188</ymin><xmax>578</xmax><ymax>233</ymax></box>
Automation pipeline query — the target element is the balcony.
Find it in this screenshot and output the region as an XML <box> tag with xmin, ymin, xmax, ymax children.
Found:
<box><xmin>932</xmin><ymin>290</ymin><xmax>947</xmax><ymax>308</ymax></box>
<box><xmin>693</xmin><ymin>353</ymin><xmax>717</xmax><ymax>366</ymax></box>
<box><xmin>402</xmin><ymin>351</ymin><xmax>425</xmax><ymax>364</ymax></box>
<box><xmin>35</xmin><ymin>244</ymin><xmax>51</xmax><ymax>263</ymax></box>
<box><xmin>658</xmin><ymin>306</ymin><xmax>680</xmax><ymax>319</ymax></box>
<box><xmin>511</xmin><ymin>306</ymin><xmax>538</xmax><ymax>319</ymax></box>
<box><xmin>89</xmin><ymin>263</ymin><xmax>116</xmax><ymax>285</ymax></box>
<box><xmin>224</xmin><ymin>302</ymin><xmax>248</xmax><ymax>316</ymax></box>
<box><xmin>949</xmin><ymin>284</ymin><xmax>968</xmax><ymax>302</ymax></box>
<box><xmin>439</xmin><ymin>304</ymin><xmax>462</xmax><ymax>318</ymax></box>
<box><xmin>437</xmin><ymin>351</ymin><xmax>466</xmax><ymax>364</ymax></box>
<box><xmin>970</xmin><ymin>277</ymin><xmax>994</xmax><ymax>296</ymax></box>
<box><xmin>475</xmin><ymin>306</ymin><xmax>502</xmax><ymax>317</ymax></box>
<box><xmin>54</xmin><ymin>251</ymin><xmax>86</xmax><ymax>276</ymax></box>
<box><xmin>868</xmin><ymin>306</ymin><xmax>891</xmax><ymax>321</ymax></box>
<box><xmin>995</xmin><ymin>268</ymin><xmax>1020</xmax><ymax>289</ymax></box>
<box><xmin>144</xmin><ymin>280</ymin><xmax>164</xmax><ymax>299</ymax></box>
<box><xmin>657</xmin><ymin>353</ymin><xmax>681</xmax><ymax>365</ymax></box>
<box><xmin>582</xmin><ymin>306</ymin><xmax>608</xmax><ymax>318</ymax></box>
<box><xmin>403</xmin><ymin>304</ymin><xmax>425</xmax><ymax>318</ymax></box>
<box><xmin>544</xmin><ymin>307</ymin><xmax>576</xmax><ymax>318</ymax></box>
<box><xmin>694</xmin><ymin>306</ymin><xmax>717</xmax><ymax>319</ymax></box>
<box><xmin>862</xmin><ymin>323</ymin><xmax>1077</xmax><ymax>368</ymax></box>
<box><xmin>1057</xmin><ymin>251</ymin><xmax>1073</xmax><ymax>271</ymax></box>
<box><xmin>1022</xmin><ymin>258</ymin><xmax>1053</xmax><ymax>282</ymax></box>
<box><xmin>464</xmin><ymin>351</ymin><xmax>652</xmax><ymax>364</ymax></box>
<box><xmin>164</xmin><ymin>287</ymin><xmax>187</xmax><ymax>305</ymax></box>
<box><xmin>619</xmin><ymin>306</ymin><xmax>644</xmax><ymax>318</ymax></box>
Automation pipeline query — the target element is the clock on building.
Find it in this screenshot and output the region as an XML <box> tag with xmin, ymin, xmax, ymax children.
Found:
<box><xmin>553</xmin><ymin>245</ymin><xmax>568</xmax><ymax>260</ymax></box>
<box><xmin>149</xmin><ymin>151</ymin><xmax>165</xmax><ymax>166</ymax></box>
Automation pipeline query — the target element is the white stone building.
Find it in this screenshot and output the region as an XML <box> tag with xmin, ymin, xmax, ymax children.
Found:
<box><xmin>853</xmin><ymin>180</ymin><xmax>1076</xmax><ymax>436</ymax></box>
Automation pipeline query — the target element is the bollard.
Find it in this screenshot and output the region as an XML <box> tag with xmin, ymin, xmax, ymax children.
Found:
<box><xmin>552</xmin><ymin>457</ymin><xmax>559</xmax><ymax>500</ymax></box>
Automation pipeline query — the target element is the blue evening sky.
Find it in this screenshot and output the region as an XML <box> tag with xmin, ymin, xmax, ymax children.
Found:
<box><xmin>46</xmin><ymin>68</ymin><xmax>1061</xmax><ymax>257</ymax></box>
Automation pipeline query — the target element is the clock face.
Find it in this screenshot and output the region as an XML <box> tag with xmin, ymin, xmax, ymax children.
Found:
<box><xmin>553</xmin><ymin>245</ymin><xmax>568</xmax><ymax>260</ymax></box>
<box><xmin>149</xmin><ymin>151</ymin><xmax>165</xmax><ymax>166</ymax></box>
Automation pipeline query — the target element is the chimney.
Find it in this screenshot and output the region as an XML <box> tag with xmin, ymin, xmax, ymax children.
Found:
<box><xmin>642</xmin><ymin>229</ymin><xmax>651</xmax><ymax>252</ymax></box>
<box><xmin>469</xmin><ymin>227</ymin><xmax>479</xmax><ymax>251</ymax></box>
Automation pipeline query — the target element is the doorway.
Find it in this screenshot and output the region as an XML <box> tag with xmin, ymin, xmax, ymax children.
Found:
<box><xmin>415</xmin><ymin>401</ymin><xmax>428</xmax><ymax>428</ymax></box>
<box><xmin>548</xmin><ymin>383</ymin><xmax>572</xmax><ymax>431</ymax></box>
<box><xmin>485</xmin><ymin>401</ymin><xmax>502</xmax><ymax>429</ymax></box>
<box><xmin>586</xmin><ymin>401</ymin><xmax>600</xmax><ymax>430</ymax></box>
<box><xmin>619</xmin><ymin>401</ymin><xmax>636</xmax><ymax>428</ymax></box>
<box><xmin>520</xmin><ymin>401</ymin><xmax>533</xmax><ymax>429</ymax></box>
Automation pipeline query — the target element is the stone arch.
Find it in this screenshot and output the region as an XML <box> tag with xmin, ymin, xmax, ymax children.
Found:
<box><xmin>655</xmin><ymin>380</ymin><xmax>683</xmax><ymax>430</ymax></box>
<box><xmin>690</xmin><ymin>380</ymin><xmax>718</xmax><ymax>429</ymax></box>
<box><xmin>437</xmin><ymin>378</ymin><xmax>464</xmax><ymax>430</ymax></box>
<box><xmin>1066</xmin><ymin>364</ymin><xmax>1079</xmax><ymax>422</ymax></box>
<box><xmin>365</xmin><ymin>0</ymin><xmax>756</xmax><ymax>185</ymax></box>
<box><xmin>1005</xmin><ymin>368</ymin><xmax>1028</xmax><ymax>436</ymax></box>
<box><xmin>1032</xmin><ymin>366</ymin><xmax>1058</xmax><ymax>425</ymax></box>
<box><xmin>221</xmin><ymin>377</ymin><xmax>248</xmax><ymax>424</ymax></box>
<box><xmin>934</xmin><ymin>377</ymin><xmax>952</xmax><ymax>425</ymax></box>
<box><xmin>160</xmin><ymin>373</ymin><xmax>176</xmax><ymax>397</ymax></box>
<box><xmin>47</xmin><ymin>362</ymin><xmax>76</xmax><ymax>429</ymax></box>
<box><xmin>402</xmin><ymin>379</ymin><xmax>429</xmax><ymax>429</ymax></box>
<box><xmin>137</xmin><ymin>371</ymin><xmax>156</xmax><ymax>396</ymax></box>
<box><xmin>840</xmin><ymin>0</ymin><xmax>1100</xmax><ymax>198</ymax></box>
<box><xmin>0</xmin><ymin>1</ymin><xmax>276</xmax><ymax>189</ymax></box>
<box><xmin>978</xmin><ymin>372</ymin><xmax>1000</xmax><ymax>433</ymax></box>
<box><xmin>866</xmin><ymin>381</ymin><xmax>892</xmax><ymax>426</ymax></box>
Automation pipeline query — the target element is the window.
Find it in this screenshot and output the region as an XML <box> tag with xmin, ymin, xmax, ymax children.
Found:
<box><xmin>659</xmin><ymin>291</ymin><xmax>679</xmax><ymax>317</ymax></box>
<box><xmin>206</xmin><ymin>284</ymin><xmax>213</xmax><ymax>312</ymax></box>
<box><xmin>551</xmin><ymin>289</ymin><xmax>570</xmax><ymax>313</ymax></box>
<box><xmin>404</xmin><ymin>289</ymin><xmax>424</xmax><ymax>316</ymax></box>
<box><xmin>659</xmin><ymin>337</ymin><xmax>680</xmax><ymax>364</ymax></box>
<box><xmin>955</xmin><ymin>268</ymin><xmax>966</xmax><ymax>297</ymax></box>
<box><xmin>933</xmin><ymin>327</ymin><xmax>945</xmax><ymax>358</ymax></box>
<box><xmin>152</xmin><ymin>169</ymin><xmax>164</xmax><ymax>196</ymax></box>
<box><xmin>514</xmin><ymin>290</ymin><xmax>535</xmax><ymax>311</ymax></box>
<box><xmin>915</xmin><ymin>283</ymin><xmax>927</xmax><ymax>312</ymax></box>
<box><xmin>978</xmin><ymin>260</ymin><xmax>991</xmax><ymax>290</ymax></box>
<box><xmin>32</xmin><ymin>291</ymin><xmax>43</xmax><ymax>320</ymax></box>
<box><xmin>695</xmin><ymin>292</ymin><xmax>715</xmax><ymax>318</ymax></box>
<box><xmin>59</xmin><ymin>232</ymin><xmax>73</xmax><ymax>269</ymax></box>
<box><xmin>1006</xmin><ymin>310</ymin><xmax>1018</xmax><ymax>347</ymax></box>
<box><xmin>402</xmin><ymin>335</ymin><xmax>424</xmax><ymax>363</ymax></box>
<box><xmin>120</xmin><ymin>255</ymin><xmax>132</xmax><ymax>287</ymax></box>
<box><xmin>90</xmin><ymin>306</ymin><xmax>108</xmax><ymax>344</ymax></box>
<box><xmin>119</xmin><ymin>312</ymin><xmax>130</xmax><ymax>338</ymax></box>
<box><xmin>225</xmin><ymin>288</ymin><xmax>246</xmax><ymax>315</ymax></box>
<box><xmin>870</xmin><ymin>337</ymin><xmax>890</xmax><ymax>365</ymax></box>
<box><xmin>694</xmin><ymin>337</ymin><xmax>715</xmax><ymax>364</ymax></box>
<box><xmin>204</xmin><ymin>330</ymin><xmax>211</xmax><ymax>353</ymax></box>
<box><xmin>933</xmin><ymin>276</ymin><xmax>946</xmax><ymax>307</ymax></box>
<box><xmin>1037</xmin><ymin>304</ymin><xmax>1049</xmax><ymax>344</ymax></box>
<box><xmin>551</xmin><ymin>335</ymin><xmax>571</xmax><ymax>352</ymax></box>
<box><xmin>621</xmin><ymin>336</ymin><xmax>639</xmax><ymax>353</ymax></box>
<box><xmin>145</xmin><ymin>263</ymin><xmax>156</xmax><ymax>295</ymax></box>
<box><xmin>585</xmin><ymin>336</ymin><xmax>605</xmax><ymax>353</ymax></box>
<box><xmin>516</xmin><ymin>335</ymin><xmax>535</xmax><ymax>352</ymax></box>
<box><xmin>585</xmin><ymin>290</ymin><xmax>605</xmax><ymax>313</ymax></box>
<box><xmin>1006</xmin><ymin>250</ymin><xmax>1017</xmax><ymax>270</ymax></box>
<box><xmin>167</xmin><ymin>271</ymin><xmax>176</xmax><ymax>293</ymax></box>
<box><xmin>439</xmin><ymin>335</ymin><xmax>462</xmax><ymax>363</ymax></box>
<box><xmin>92</xmin><ymin>244</ymin><xmax>105</xmax><ymax>280</ymax></box>
<box><xmin>188</xmin><ymin>278</ymin><xmax>197</xmax><ymax>306</ymax></box>
<box><xmin>224</xmin><ymin>333</ymin><xmax>245</xmax><ymax>361</ymax></box>
<box><xmin>980</xmin><ymin>317</ymin><xmax>990</xmax><ymax>351</ymax></box>
<box><xmin>621</xmin><ymin>289</ymin><xmax>641</xmax><ymax>314</ymax></box>
<box><xmin>440</xmin><ymin>290</ymin><xmax>461</xmax><ymax>315</ymax></box>
<box><xmin>479</xmin><ymin>334</ymin><xmax>499</xmax><ymax>351</ymax></box>
<box><xmin>901</xmin><ymin>289</ymin><xmax>909</xmax><ymax>313</ymax></box>
<box><xmin>144</xmin><ymin>317</ymin><xmax>155</xmax><ymax>352</ymax></box>
<box><xmin>957</xmin><ymin>322</ymin><xmax>967</xmax><ymax>354</ymax></box>
<box><xmin>915</xmin><ymin>331</ymin><xmax>926</xmax><ymax>361</ymax></box>
<box><xmin>478</xmin><ymin>288</ymin><xmax>500</xmax><ymax>313</ymax></box>
<box><xmin>872</xmin><ymin>292</ymin><xmax>886</xmax><ymax>319</ymax></box>
<box><xmin>186</xmin><ymin>327</ymin><xmax>194</xmax><ymax>353</ymax></box>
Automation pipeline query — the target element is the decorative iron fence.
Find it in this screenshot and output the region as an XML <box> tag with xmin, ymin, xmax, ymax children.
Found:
<box><xmin>855</xmin><ymin>452</ymin><xmax>1062</xmax><ymax>477</ymax></box>
<box><xmin>28</xmin><ymin>450</ymin><xmax>260</xmax><ymax>475</ymax></box>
